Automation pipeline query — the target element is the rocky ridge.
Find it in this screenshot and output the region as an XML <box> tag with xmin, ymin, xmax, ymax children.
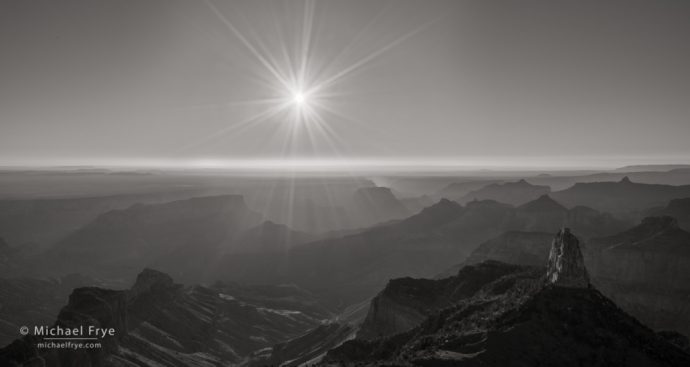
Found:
<box><xmin>0</xmin><ymin>268</ymin><xmax>331</xmax><ymax>366</ymax></box>
<box><xmin>322</xmin><ymin>230</ymin><xmax>690</xmax><ymax>366</ymax></box>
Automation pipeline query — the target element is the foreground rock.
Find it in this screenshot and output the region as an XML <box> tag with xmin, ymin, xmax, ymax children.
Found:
<box><xmin>358</xmin><ymin>261</ymin><xmax>540</xmax><ymax>341</ymax></box>
<box><xmin>0</xmin><ymin>274</ymin><xmax>97</xmax><ymax>348</ymax></box>
<box><xmin>322</xmin><ymin>230</ymin><xmax>690</xmax><ymax>366</ymax></box>
<box><xmin>442</xmin><ymin>216</ymin><xmax>690</xmax><ymax>338</ymax></box>
<box><xmin>0</xmin><ymin>269</ymin><xmax>331</xmax><ymax>366</ymax></box>
<box><xmin>250</xmin><ymin>323</ymin><xmax>356</xmax><ymax>367</ymax></box>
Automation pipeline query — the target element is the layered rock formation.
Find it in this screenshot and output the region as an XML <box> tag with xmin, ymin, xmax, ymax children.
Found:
<box><xmin>546</xmin><ymin>228</ymin><xmax>590</xmax><ymax>288</ymax></box>
<box><xmin>0</xmin><ymin>268</ymin><xmax>332</xmax><ymax>366</ymax></box>
<box><xmin>648</xmin><ymin>197</ymin><xmax>690</xmax><ymax>231</ymax></box>
<box><xmin>586</xmin><ymin>216</ymin><xmax>690</xmax><ymax>337</ymax></box>
<box><xmin>551</xmin><ymin>177</ymin><xmax>690</xmax><ymax>214</ymax></box>
<box><xmin>440</xmin><ymin>217</ymin><xmax>690</xmax><ymax>337</ymax></box>
<box><xmin>215</xmin><ymin>195</ymin><xmax>627</xmax><ymax>307</ymax></box>
<box><xmin>587</xmin><ymin>216</ymin><xmax>690</xmax><ymax>290</ymax></box>
<box><xmin>251</xmin><ymin>323</ymin><xmax>356</xmax><ymax>367</ymax></box>
<box><xmin>0</xmin><ymin>274</ymin><xmax>96</xmax><ymax>348</ymax></box>
<box><xmin>459</xmin><ymin>179</ymin><xmax>551</xmax><ymax>206</ymax></box>
<box><xmin>323</xmin><ymin>231</ymin><xmax>690</xmax><ymax>366</ymax></box>
<box><xmin>357</xmin><ymin>261</ymin><xmax>542</xmax><ymax>341</ymax></box>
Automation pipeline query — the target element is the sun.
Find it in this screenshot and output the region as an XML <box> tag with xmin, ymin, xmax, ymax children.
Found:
<box><xmin>292</xmin><ymin>90</ymin><xmax>308</xmax><ymax>107</ymax></box>
<box><xmin>193</xmin><ymin>0</ymin><xmax>432</xmax><ymax>150</ymax></box>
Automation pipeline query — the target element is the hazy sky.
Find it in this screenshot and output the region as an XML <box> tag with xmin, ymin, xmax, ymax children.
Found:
<box><xmin>1</xmin><ymin>0</ymin><xmax>689</xmax><ymax>169</ymax></box>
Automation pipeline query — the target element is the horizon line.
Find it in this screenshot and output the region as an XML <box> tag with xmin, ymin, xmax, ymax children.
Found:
<box><xmin>1</xmin><ymin>157</ymin><xmax>689</xmax><ymax>173</ymax></box>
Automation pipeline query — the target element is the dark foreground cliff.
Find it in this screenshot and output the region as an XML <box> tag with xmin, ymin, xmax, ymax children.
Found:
<box><xmin>0</xmin><ymin>269</ymin><xmax>331</xmax><ymax>366</ymax></box>
<box><xmin>322</xmin><ymin>230</ymin><xmax>690</xmax><ymax>366</ymax></box>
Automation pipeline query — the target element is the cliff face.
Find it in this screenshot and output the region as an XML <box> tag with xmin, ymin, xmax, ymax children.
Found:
<box><xmin>587</xmin><ymin>216</ymin><xmax>690</xmax><ymax>290</ymax></box>
<box><xmin>0</xmin><ymin>268</ymin><xmax>331</xmax><ymax>367</ymax></box>
<box><xmin>325</xmin><ymin>230</ymin><xmax>690</xmax><ymax>366</ymax></box>
<box><xmin>585</xmin><ymin>216</ymin><xmax>690</xmax><ymax>337</ymax></box>
<box><xmin>357</xmin><ymin>261</ymin><xmax>543</xmax><ymax>340</ymax></box>
<box><xmin>546</xmin><ymin>228</ymin><xmax>590</xmax><ymax>288</ymax></box>
<box><xmin>0</xmin><ymin>287</ymin><xmax>128</xmax><ymax>367</ymax></box>
<box><xmin>442</xmin><ymin>218</ymin><xmax>690</xmax><ymax>338</ymax></box>
<box><xmin>0</xmin><ymin>274</ymin><xmax>97</xmax><ymax>348</ymax></box>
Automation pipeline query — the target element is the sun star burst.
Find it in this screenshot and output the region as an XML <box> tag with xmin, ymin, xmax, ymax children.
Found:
<box><xmin>185</xmin><ymin>0</ymin><xmax>433</xmax><ymax>155</ymax></box>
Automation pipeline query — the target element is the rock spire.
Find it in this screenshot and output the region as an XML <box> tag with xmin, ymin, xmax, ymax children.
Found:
<box><xmin>546</xmin><ymin>228</ymin><xmax>590</xmax><ymax>288</ymax></box>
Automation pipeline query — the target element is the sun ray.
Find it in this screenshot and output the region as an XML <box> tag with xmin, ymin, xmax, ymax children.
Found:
<box><xmin>308</xmin><ymin>19</ymin><xmax>438</xmax><ymax>95</ymax></box>
<box><xmin>204</xmin><ymin>0</ymin><xmax>291</xmax><ymax>89</ymax></box>
<box><xmin>192</xmin><ymin>0</ymin><xmax>437</xmax><ymax>165</ymax></box>
<box><xmin>309</xmin><ymin>0</ymin><xmax>393</xmax><ymax>86</ymax></box>
<box><xmin>298</xmin><ymin>0</ymin><xmax>316</xmax><ymax>84</ymax></box>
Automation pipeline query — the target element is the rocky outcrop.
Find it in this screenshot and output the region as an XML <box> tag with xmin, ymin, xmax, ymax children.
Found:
<box><xmin>439</xmin><ymin>220</ymin><xmax>690</xmax><ymax>338</ymax></box>
<box><xmin>546</xmin><ymin>228</ymin><xmax>590</xmax><ymax>288</ymax></box>
<box><xmin>357</xmin><ymin>261</ymin><xmax>542</xmax><ymax>340</ymax></box>
<box><xmin>128</xmin><ymin>267</ymin><xmax>175</xmax><ymax>300</ymax></box>
<box><xmin>0</xmin><ymin>275</ymin><xmax>97</xmax><ymax>348</ymax></box>
<box><xmin>0</xmin><ymin>268</ymin><xmax>332</xmax><ymax>366</ymax></box>
<box><xmin>325</xmin><ymin>259</ymin><xmax>690</xmax><ymax>366</ymax></box>
<box><xmin>0</xmin><ymin>286</ymin><xmax>128</xmax><ymax>367</ymax></box>
<box><xmin>325</xmin><ymin>225</ymin><xmax>690</xmax><ymax>366</ymax></box>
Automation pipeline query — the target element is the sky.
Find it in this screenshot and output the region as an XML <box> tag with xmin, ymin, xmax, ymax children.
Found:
<box><xmin>1</xmin><ymin>0</ymin><xmax>689</xmax><ymax>169</ymax></box>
